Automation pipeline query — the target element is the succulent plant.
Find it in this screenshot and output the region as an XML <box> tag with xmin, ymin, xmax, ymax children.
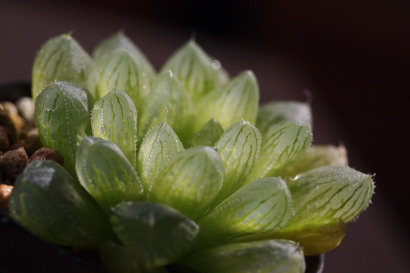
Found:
<box><xmin>9</xmin><ymin>33</ymin><xmax>374</xmax><ymax>273</ymax></box>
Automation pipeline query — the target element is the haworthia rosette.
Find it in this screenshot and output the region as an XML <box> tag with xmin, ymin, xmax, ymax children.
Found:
<box><xmin>213</xmin><ymin>120</ymin><xmax>261</xmax><ymax>203</ymax></box>
<box><xmin>137</xmin><ymin>122</ymin><xmax>184</xmax><ymax>193</ymax></box>
<box><xmin>195</xmin><ymin>71</ymin><xmax>259</xmax><ymax>131</ymax></box>
<box><xmin>280</xmin><ymin>145</ymin><xmax>348</xmax><ymax>178</ymax></box>
<box><xmin>91</xmin><ymin>90</ymin><xmax>138</xmax><ymax>167</ymax></box>
<box><xmin>76</xmin><ymin>137</ymin><xmax>144</xmax><ymax>213</ymax></box>
<box><xmin>285</xmin><ymin>166</ymin><xmax>374</xmax><ymax>227</ymax></box>
<box><xmin>179</xmin><ymin>240</ymin><xmax>305</xmax><ymax>273</ymax></box>
<box><xmin>148</xmin><ymin>146</ymin><xmax>224</xmax><ymax>220</ymax></box>
<box><xmin>138</xmin><ymin>71</ymin><xmax>192</xmax><ymax>141</ymax></box>
<box><xmin>93</xmin><ymin>32</ymin><xmax>156</xmax><ymax>77</ymax></box>
<box><xmin>110</xmin><ymin>202</ymin><xmax>199</xmax><ymax>267</ymax></box>
<box><xmin>189</xmin><ymin>118</ymin><xmax>224</xmax><ymax>147</ymax></box>
<box><xmin>160</xmin><ymin>40</ymin><xmax>228</xmax><ymax>101</ymax></box>
<box><xmin>256</xmin><ymin>101</ymin><xmax>312</xmax><ymax>135</ymax></box>
<box><xmin>246</xmin><ymin>122</ymin><xmax>312</xmax><ymax>182</ymax></box>
<box><xmin>34</xmin><ymin>81</ymin><xmax>90</xmax><ymax>175</ymax></box>
<box><xmin>9</xmin><ymin>160</ymin><xmax>113</xmax><ymax>247</ymax></box>
<box><xmin>32</xmin><ymin>34</ymin><xmax>93</xmax><ymax>101</ymax></box>
<box><xmin>198</xmin><ymin>177</ymin><xmax>293</xmax><ymax>246</ymax></box>
<box><xmin>96</xmin><ymin>50</ymin><xmax>152</xmax><ymax>110</ymax></box>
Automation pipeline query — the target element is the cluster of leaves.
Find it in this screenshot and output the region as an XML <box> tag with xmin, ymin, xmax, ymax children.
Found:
<box><xmin>9</xmin><ymin>33</ymin><xmax>374</xmax><ymax>273</ymax></box>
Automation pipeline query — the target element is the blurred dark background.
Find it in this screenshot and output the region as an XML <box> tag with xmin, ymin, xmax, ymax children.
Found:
<box><xmin>1</xmin><ymin>0</ymin><xmax>409</xmax><ymax>272</ymax></box>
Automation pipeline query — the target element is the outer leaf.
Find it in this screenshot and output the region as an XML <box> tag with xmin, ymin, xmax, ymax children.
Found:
<box><xmin>34</xmin><ymin>81</ymin><xmax>89</xmax><ymax>175</ymax></box>
<box><xmin>256</xmin><ymin>101</ymin><xmax>312</xmax><ymax>135</ymax></box>
<box><xmin>91</xmin><ymin>90</ymin><xmax>138</xmax><ymax>167</ymax></box>
<box><xmin>148</xmin><ymin>146</ymin><xmax>224</xmax><ymax>220</ymax></box>
<box><xmin>246</xmin><ymin>122</ymin><xmax>312</xmax><ymax>182</ymax></box>
<box><xmin>160</xmin><ymin>40</ymin><xmax>227</xmax><ymax>101</ymax></box>
<box><xmin>76</xmin><ymin>137</ymin><xmax>144</xmax><ymax>213</ymax></box>
<box><xmin>179</xmin><ymin>240</ymin><xmax>305</xmax><ymax>273</ymax></box>
<box><xmin>285</xmin><ymin>166</ymin><xmax>374</xmax><ymax>227</ymax></box>
<box><xmin>213</xmin><ymin>121</ymin><xmax>261</xmax><ymax>203</ymax></box>
<box><xmin>96</xmin><ymin>50</ymin><xmax>152</xmax><ymax>110</ymax></box>
<box><xmin>100</xmin><ymin>241</ymin><xmax>146</xmax><ymax>273</ymax></box>
<box><xmin>138</xmin><ymin>71</ymin><xmax>193</xmax><ymax>140</ymax></box>
<box><xmin>110</xmin><ymin>202</ymin><xmax>199</xmax><ymax>267</ymax></box>
<box><xmin>32</xmin><ymin>34</ymin><xmax>92</xmax><ymax>101</ymax></box>
<box><xmin>267</xmin><ymin>221</ymin><xmax>346</xmax><ymax>256</ymax></box>
<box><xmin>9</xmin><ymin>160</ymin><xmax>113</xmax><ymax>247</ymax></box>
<box><xmin>189</xmin><ymin>118</ymin><xmax>224</xmax><ymax>147</ymax></box>
<box><xmin>244</xmin><ymin>166</ymin><xmax>373</xmax><ymax>255</ymax></box>
<box><xmin>195</xmin><ymin>71</ymin><xmax>259</xmax><ymax>131</ymax></box>
<box><xmin>280</xmin><ymin>145</ymin><xmax>348</xmax><ymax>177</ymax></box>
<box><xmin>100</xmin><ymin>241</ymin><xmax>169</xmax><ymax>273</ymax></box>
<box><xmin>137</xmin><ymin>122</ymin><xmax>184</xmax><ymax>193</ymax></box>
<box><xmin>198</xmin><ymin>178</ymin><xmax>293</xmax><ymax>246</ymax></box>
<box><xmin>93</xmin><ymin>32</ymin><xmax>155</xmax><ymax>77</ymax></box>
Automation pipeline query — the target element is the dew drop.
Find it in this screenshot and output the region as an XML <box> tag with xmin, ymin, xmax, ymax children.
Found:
<box><xmin>211</xmin><ymin>60</ymin><xmax>221</xmax><ymax>70</ymax></box>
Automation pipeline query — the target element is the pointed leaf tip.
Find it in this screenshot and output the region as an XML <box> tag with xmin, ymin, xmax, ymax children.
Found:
<box><xmin>161</xmin><ymin>41</ymin><xmax>228</xmax><ymax>101</ymax></box>
<box><xmin>195</xmin><ymin>71</ymin><xmax>259</xmax><ymax>131</ymax></box>
<box><xmin>286</xmin><ymin>165</ymin><xmax>374</xmax><ymax>227</ymax></box>
<box><xmin>32</xmin><ymin>34</ymin><xmax>92</xmax><ymax>101</ymax></box>
<box><xmin>137</xmin><ymin>122</ymin><xmax>184</xmax><ymax>193</ymax></box>
<box><xmin>213</xmin><ymin>120</ymin><xmax>261</xmax><ymax>202</ymax></box>
<box><xmin>34</xmin><ymin>81</ymin><xmax>89</xmax><ymax>176</ymax></box>
<box><xmin>91</xmin><ymin>90</ymin><xmax>138</xmax><ymax>167</ymax></box>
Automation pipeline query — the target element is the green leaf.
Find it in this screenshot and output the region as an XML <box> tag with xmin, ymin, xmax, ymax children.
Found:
<box><xmin>138</xmin><ymin>71</ymin><xmax>193</xmax><ymax>141</ymax></box>
<box><xmin>148</xmin><ymin>146</ymin><xmax>224</xmax><ymax>220</ymax></box>
<box><xmin>9</xmin><ymin>160</ymin><xmax>113</xmax><ymax>247</ymax></box>
<box><xmin>96</xmin><ymin>50</ymin><xmax>152</xmax><ymax>110</ymax></box>
<box><xmin>137</xmin><ymin>122</ymin><xmax>184</xmax><ymax>193</ymax></box>
<box><xmin>34</xmin><ymin>81</ymin><xmax>90</xmax><ymax>175</ymax></box>
<box><xmin>76</xmin><ymin>137</ymin><xmax>144</xmax><ymax>213</ymax></box>
<box><xmin>189</xmin><ymin>118</ymin><xmax>224</xmax><ymax>147</ymax></box>
<box><xmin>91</xmin><ymin>90</ymin><xmax>138</xmax><ymax>167</ymax></box>
<box><xmin>93</xmin><ymin>32</ymin><xmax>156</xmax><ymax>77</ymax></box>
<box><xmin>284</xmin><ymin>166</ymin><xmax>374</xmax><ymax>228</ymax></box>
<box><xmin>110</xmin><ymin>202</ymin><xmax>199</xmax><ymax>267</ymax></box>
<box><xmin>267</xmin><ymin>221</ymin><xmax>346</xmax><ymax>256</ymax></box>
<box><xmin>245</xmin><ymin>166</ymin><xmax>373</xmax><ymax>255</ymax></box>
<box><xmin>160</xmin><ymin>40</ymin><xmax>227</xmax><ymax>101</ymax></box>
<box><xmin>256</xmin><ymin>101</ymin><xmax>312</xmax><ymax>135</ymax></box>
<box><xmin>100</xmin><ymin>241</ymin><xmax>168</xmax><ymax>273</ymax></box>
<box><xmin>195</xmin><ymin>71</ymin><xmax>259</xmax><ymax>131</ymax></box>
<box><xmin>213</xmin><ymin>121</ymin><xmax>261</xmax><ymax>203</ymax></box>
<box><xmin>280</xmin><ymin>145</ymin><xmax>348</xmax><ymax>178</ymax></box>
<box><xmin>197</xmin><ymin>177</ymin><xmax>293</xmax><ymax>246</ymax></box>
<box><xmin>246</xmin><ymin>122</ymin><xmax>312</xmax><ymax>182</ymax></box>
<box><xmin>179</xmin><ymin>240</ymin><xmax>305</xmax><ymax>273</ymax></box>
<box><xmin>32</xmin><ymin>34</ymin><xmax>93</xmax><ymax>101</ymax></box>
<box><xmin>99</xmin><ymin>241</ymin><xmax>146</xmax><ymax>273</ymax></box>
